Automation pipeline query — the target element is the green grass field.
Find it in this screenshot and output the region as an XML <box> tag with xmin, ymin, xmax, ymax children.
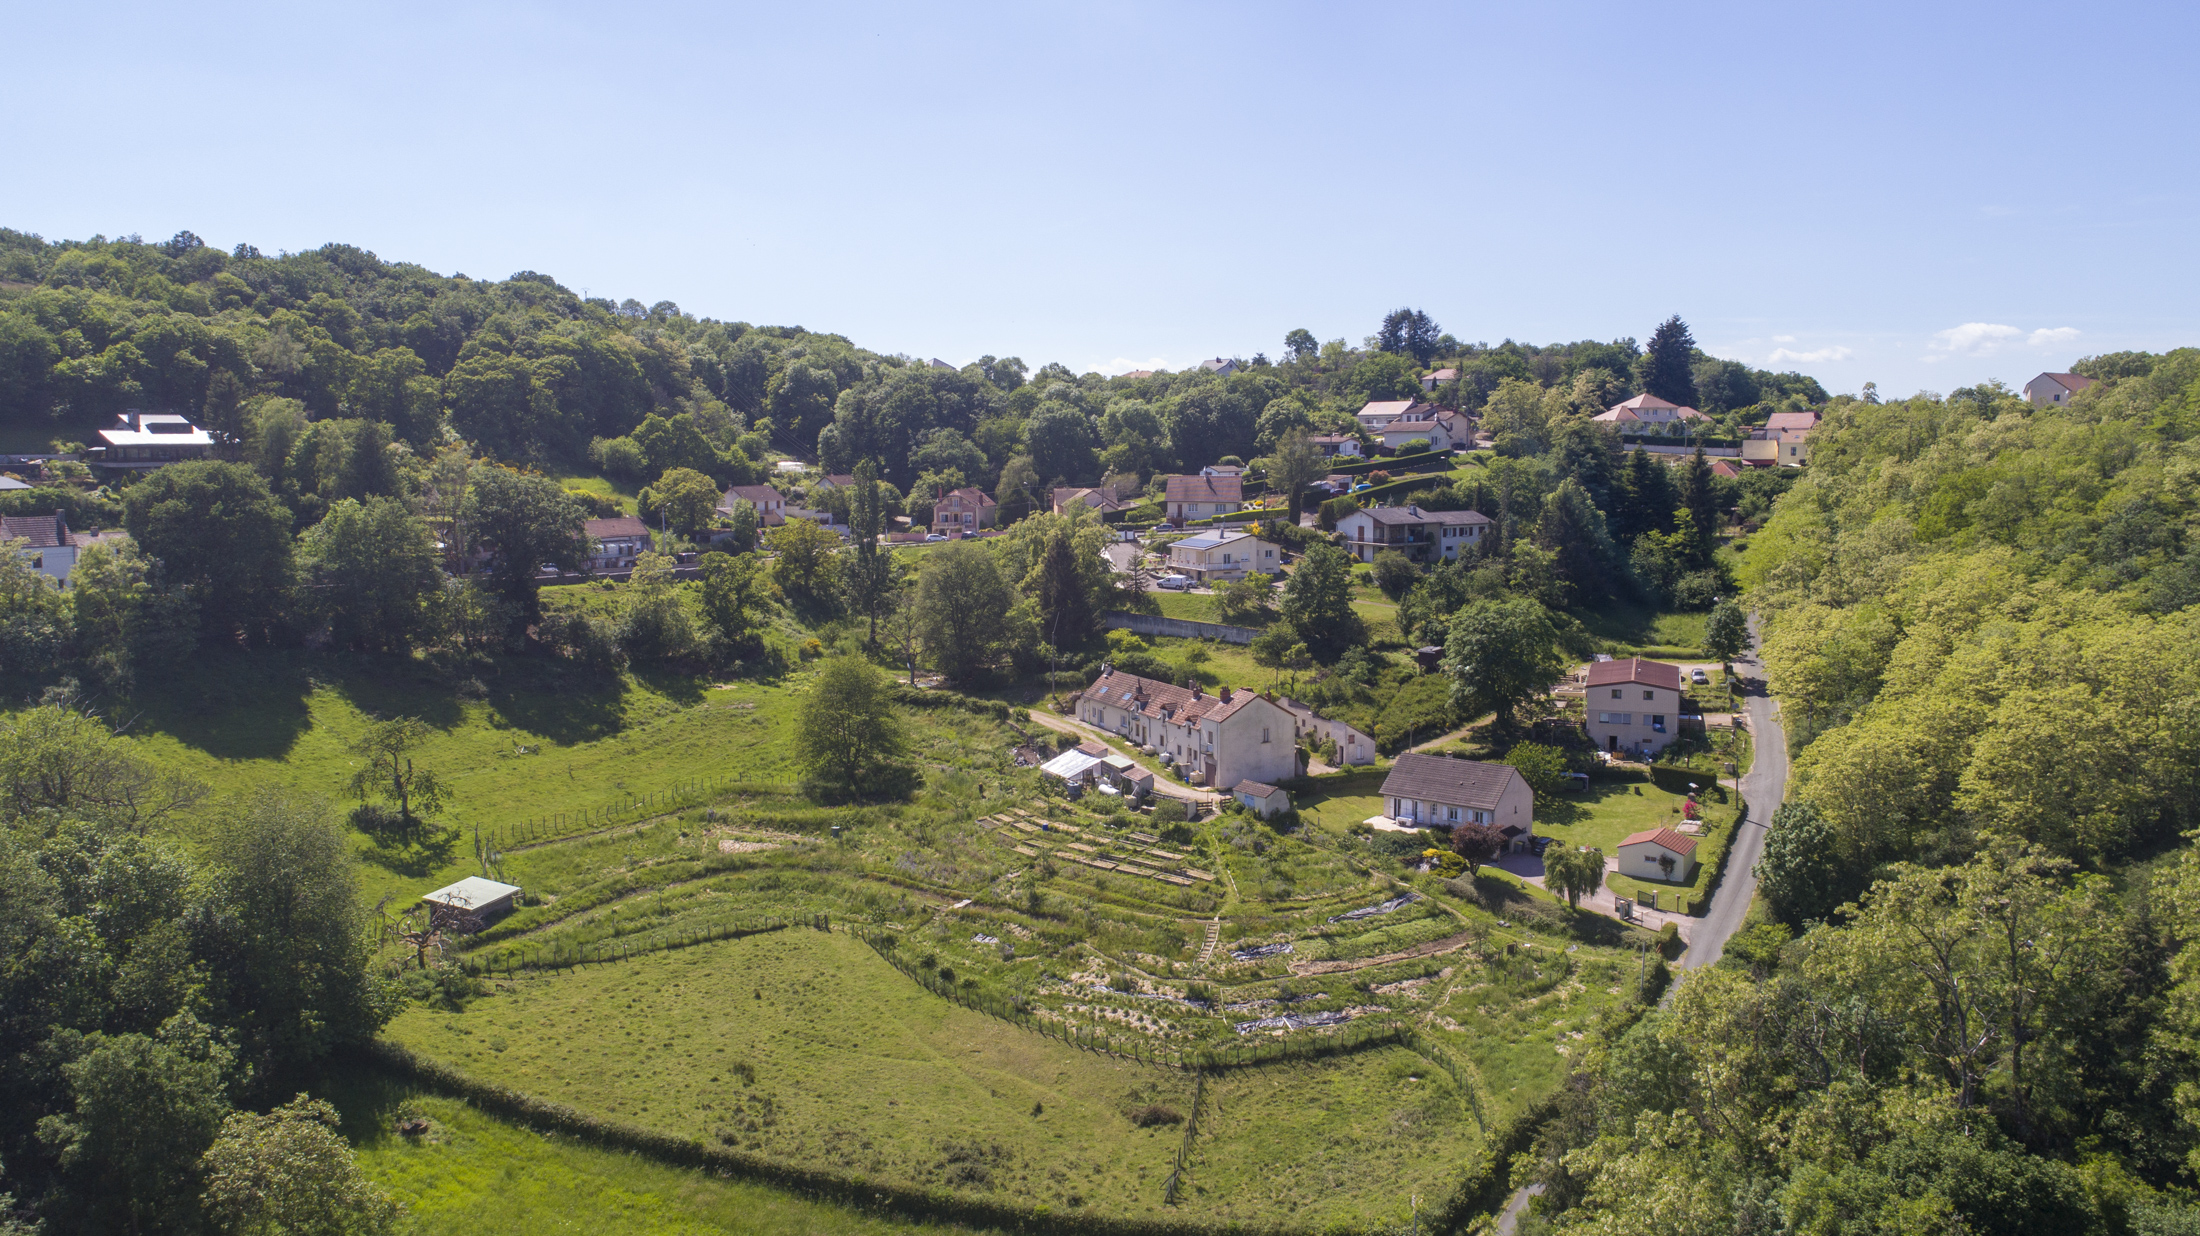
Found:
<box><xmin>1536</xmin><ymin>772</ymin><xmax>1737</xmax><ymax>911</ymax></box>
<box><xmin>329</xmin><ymin>1077</ymin><xmax>990</xmax><ymax>1236</ymax></box>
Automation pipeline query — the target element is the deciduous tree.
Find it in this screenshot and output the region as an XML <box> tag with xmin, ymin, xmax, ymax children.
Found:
<box><xmin>1441</xmin><ymin>597</ymin><xmax>1564</xmax><ymax>732</ymax></box>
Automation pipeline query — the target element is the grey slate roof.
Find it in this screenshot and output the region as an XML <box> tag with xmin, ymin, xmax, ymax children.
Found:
<box><xmin>1377</xmin><ymin>752</ymin><xmax>1523</xmax><ymax>811</ymax></box>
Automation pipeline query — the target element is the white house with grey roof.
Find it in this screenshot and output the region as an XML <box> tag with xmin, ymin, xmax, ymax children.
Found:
<box><xmin>1378</xmin><ymin>752</ymin><xmax>1535</xmax><ymax>832</ymax></box>
<box><xmin>1167</xmin><ymin>530</ymin><xmax>1281</xmax><ymax>583</ymax></box>
<box><xmin>1334</xmin><ymin>504</ymin><xmax>1492</xmax><ymax>564</ymax></box>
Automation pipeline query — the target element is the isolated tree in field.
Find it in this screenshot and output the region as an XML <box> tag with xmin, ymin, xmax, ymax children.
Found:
<box><xmin>200</xmin><ymin>1095</ymin><xmax>403</xmax><ymax>1236</ymax></box>
<box><xmin>1704</xmin><ymin>598</ymin><xmax>1749</xmax><ymax>665</ymax></box>
<box><xmin>1637</xmin><ymin>315</ymin><xmax>1700</xmax><ymax>409</ymax></box>
<box><xmin>766</xmin><ymin>517</ymin><xmax>841</xmax><ymax>611</ymax></box>
<box><xmin>796</xmin><ymin>656</ymin><xmax>908</xmax><ymax>798</ymax></box>
<box><xmin>915</xmin><ymin>541</ymin><xmax>1013</xmax><ymax>683</ymax></box>
<box><xmin>1261</xmin><ymin>427</ymin><xmax>1327</xmax><ymax>521</ymax></box>
<box><xmin>1442</xmin><ymin>597</ymin><xmax>1565</xmax><ymax>732</ymax></box>
<box><xmin>1371</xmin><ymin>549</ymin><xmax>1419</xmax><ymax>601</ymax></box>
<box><xmin>347</xmin><ymin>717</ymin><xmax>447</xmax><ymax>830</ymax></box>
<box><xmin>1278</xmin><ymin>543</ymin><xmax>1364</xmax><ymax>663</ymax></box>
<box><xmin>1451</xmin><ymin>822</ymin><xmax>1505</xmax><ymax>877</ymax></box>
<box><xmin>643</xmin><ymin>466</ymin><xmax>721</xmax><ymax>537</ymax></box>
<box><xmin>1545</xmin><ymin>845</ymin><xmax>1605</xmax><ymax>908</ymax></box>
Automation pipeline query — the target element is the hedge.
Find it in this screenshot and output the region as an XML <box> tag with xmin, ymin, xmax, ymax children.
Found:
<box><xmin>890</xmin><ymin>682</ymin><xmax>1018</xmax><ymax>722</ymax></box>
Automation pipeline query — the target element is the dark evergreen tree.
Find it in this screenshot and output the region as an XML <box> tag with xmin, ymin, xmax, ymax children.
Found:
<box><xmin>1377</xmin><ymin>308</ymin><xmax>1443</xmax><ymax>365</ymax></box>
<box><xmin>1637</xmin><ymin>315</ymin><xmax>1700</xmax><ymax>408</ymax></box>
<box><xmin>1678</xmin><ymin>446</ymin><xmax>1718</xmax><ymax>537</ymax></box>
<box><xmin>1609</xmin><ymin>447</ymin><xmax>1674</xmax><ymax>545</ymax></box>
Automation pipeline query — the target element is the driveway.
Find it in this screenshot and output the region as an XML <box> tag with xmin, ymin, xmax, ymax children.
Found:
<box><xmin>1679</xmin><ymin>616</ymin><xmax>1785</xmax><ymax>969</ymax></box>
<box><xmin>1023</xmin><ymin>709</ymin><xmax>1228</xmax><ymax>805</ymax></box>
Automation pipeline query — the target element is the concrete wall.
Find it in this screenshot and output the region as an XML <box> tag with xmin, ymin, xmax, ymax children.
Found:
<box><xmin>1102</xmin><ymin>612</ymin><xmax>1257</xmax><ymax>645</ymax></box>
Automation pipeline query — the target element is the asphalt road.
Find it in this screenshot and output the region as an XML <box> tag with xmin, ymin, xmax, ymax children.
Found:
<box><xmin>1679</xmin><ymin>620</ymin><xmax>1786</xmax><ymax>970</ymax></box>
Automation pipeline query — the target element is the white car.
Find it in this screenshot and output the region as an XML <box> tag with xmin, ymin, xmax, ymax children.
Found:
<box><xmin>925</xmin><ymin>533</ymin><xmax>948</xmax><ymax>542</ymax></box>
<box><xmin>1690</xmin><ymin>668</ymin><xmax>1710</xmax><ymax>685</ymax></box>
<box><xmin>1156</xmin><ymin>574</ymin><xmax>1192</xmax><ymax>590</ymax></box>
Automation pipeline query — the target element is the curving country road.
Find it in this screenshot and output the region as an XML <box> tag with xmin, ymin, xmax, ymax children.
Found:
<box><xmin>1678</xmin><ymin>617</ymin><xmax>1785</xmax><ymax>970</ymax></box>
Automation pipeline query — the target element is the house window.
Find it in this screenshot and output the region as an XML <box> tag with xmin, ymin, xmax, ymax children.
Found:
<box><xmin>1643</xmin><ymin>690</ymin><xmax>1655</xmax><ymax>701</ymax></box>
<box><xmin>1262</xmin><ymin>727</ymin><xmax>1270</xmax><ymax>743</ymax></box>
<box><xmin>1610</xmin><ymin>689</ymin><xmax>1622</xmax><ymax>700</ymax></box>
<box><xmin>1448</xmin><ymin>806</ymin><xmax>1460</xmax><ymax>821</ymax></box>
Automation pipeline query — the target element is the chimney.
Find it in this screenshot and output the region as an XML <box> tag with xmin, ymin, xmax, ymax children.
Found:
<box><xmin>1193</xmin><ymin>685</ymin><xmax>1204</xmax><ymax>699</ymax></box>
<box><xmin>1220</xmin><ymin>686</ymin><xmax>1232</xmax><ymax>703</ymax></box>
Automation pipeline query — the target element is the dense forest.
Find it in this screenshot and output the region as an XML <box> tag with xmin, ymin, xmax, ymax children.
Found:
<box><xmin>1517</xmin><ymin>350</ymin><xmax>2200</xmax><ymax>1234</ymax></box>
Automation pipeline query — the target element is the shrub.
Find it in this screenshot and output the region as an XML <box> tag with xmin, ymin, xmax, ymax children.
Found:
<box><xmin>1441</xmin><ymin>876</ymin><xmax>1484</xmax><ymax>906</ymax></box>
<box><xmin>1128</xmin><ymin>1104</ymin><xmax>1183</xmax><ymax>1127</ymax></box>
<box><xmin>349</xmin><ymin>802</ymin><xmax>402</xmax><ymax>836</ymax></box>
<box><xmin>1151</xmin><ymin>797</ymin><xmax>1187</xmax><ymax>825</ymax></box>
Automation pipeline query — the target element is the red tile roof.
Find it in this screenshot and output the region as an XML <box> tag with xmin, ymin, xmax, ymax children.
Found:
<box><xmin>1584</xmin><ymin>657</ymin><xmax>1683</xmax><ymax>692</ymax></box>
<box><xmin>1084</xmin><ymin>665</ymin><xmax>1265</xmax><ymax>726</ymax></box>
<box><xmin>1764</xmin><ymin>411</ymin><xmax>1819</xmax><ymax>431</ymax></box>
<box><xmin>1619</xmin><ymin>827</ymin><xmax>1698</xmax><ymax>856</ymax></box>
<box><xmin>584</xmin><ymin>516</ymin><xmax>648</xmax><ymax>539</ymax></box>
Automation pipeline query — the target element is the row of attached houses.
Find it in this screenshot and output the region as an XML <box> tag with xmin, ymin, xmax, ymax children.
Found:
<box><xmin>1334</xmin><ymin>504</ymin><xmax>1492</xmax><ymax>564</ymax></box>
<box><xmin>1072</xmin><ymin>665</ymin><xmax>1299</xmax><ymax>791</ymax></box>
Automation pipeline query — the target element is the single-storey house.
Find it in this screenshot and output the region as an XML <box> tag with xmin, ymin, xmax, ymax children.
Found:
<box><xmin>1335</xmin><ymin>504</ymin><xmax>1492</xmax><ymax>564</ymax></box>
<box><xmin>583</xmin><ymin>516</ymin><xmax>652</xmax><ymax>570</ymax></box>
<box><xmin>1198</xmin><ymin>357</ymin><xmax>1240</xmax><ymax>376</ymax></box>
<box><xmin>1377</xmin><ymin>752</ymin><xmax>1534</xmax><ymax>830</ymax></box>
<box><xmin>1053</xmin><ymin>486</ymin><xmax>1130</xmax><ymax>517</ymax></box>
<box><xmin>89</xmin><ymin>411</ymin><xmax>214</xmax><ymax>469</ymax></box>
<box><xmin>720</xmin><ymin>484</ymin><xmax>788</xmax><ymax>526</ymax></box>
<box><xmin>1584</xmin><ymin>657</ymin><xmax>1685</xmax><ymax>757</ymax></box>
<box><xmin>1233</xmin><ymin>780</ymin><xmax>1291</xmax><ymax>819</ymax></box>
<box><xmin>2026</xmin><ymin>372</ymin><xmax>2098</xmax><ymax>407</ymax></box>
<box><xmin>1163</xmin><ymin>474</ymin><xmax>1243</xmax><ymax>523</ymax></box>
<box><xmin>1616</xmin><ymin>827</ymin><xmax>1699</xmax><ymax>882</ymax></box>
<box><xmin>1309</xmin><ymin>434</ymin><xmax>1363</xmax><ymax>458</ymax></box>
<box><xmin>813</xmin><ymin>473</ymin><xmax>858</xmax><ymax>491</ymax></box>
<box><xmin>1099</xmin><ymin>753</ymin><xmax>1155</xmax><ymax>799</ymax></box>
<box><xmin>421</xmin><ymin>876</ymin><xmax>523</xmax><ymax>921</ymax></box>
<box><xmin>1167</xmin><ymin>530</ymin><xmax>1281</xmax><ymax>583</ymax></box>
<box><xmin>935</xmin><ymin>486</ymin><xmax>998</xmax><ymax>533</ymax></box>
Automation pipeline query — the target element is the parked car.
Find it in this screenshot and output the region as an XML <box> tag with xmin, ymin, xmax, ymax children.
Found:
<box><xmin>1156</xmin><ymin>574</ymin><xmax>1192</xmax><ymax>590</ymax></box>
<box><xmin>925</xmin><ymin>533</ymin><xmax>948</xmax><ymax>542</ymax></box>
<box><xmin>1530</xmin><ymin>835</ymin><xmax>1553</xmax><ymax>856</ymax></box>
<box><xmin>1690</xmin><ymin>668</ymin><xmax>1710</xmax><ymax>685</ymax></box>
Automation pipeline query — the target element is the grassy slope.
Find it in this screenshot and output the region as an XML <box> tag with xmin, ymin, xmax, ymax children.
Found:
<box><xmin>328</xmin><ymin>1077</ymin><xmax>989</xmax><ymax>1236</ymax></box>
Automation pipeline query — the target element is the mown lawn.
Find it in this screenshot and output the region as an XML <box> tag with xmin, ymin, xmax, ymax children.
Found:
<box><xmin>1535</xmin><ymin>772</ymin><xmax>1736</xmax><ymax>913</ymax></box>
<box><xmin>328</xmin><ymin>1076</ymin><xmax>987</xmax><ymax>1236</ymax></box>
<box><xmin>1571</xmin><ymin>598</ymin><xmax>1708</xmax><ymax>658</ymax></box>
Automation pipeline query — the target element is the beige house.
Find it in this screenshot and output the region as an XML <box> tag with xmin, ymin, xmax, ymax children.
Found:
<box><xmin>1233</xmin><ymin>780</ymin><xmax>1291</xmax><ymax>818</ymax></box>
<box><xmin>1308</xmin><ymin>433</ymin><xmax>1363</xmax><ymax>458</ymax></box>
<box><xmin>1617</xmin><ymin>827</ymin><xmax>1699</xmax><ymax>882</ymax></box>
<box><xmin>1593</xmin><ymin>393</ymin><xmax>1709</xmax><ymax>432</ymax></box>
<box><xmin>720</xmin><ymin>484</ymin><xmax>787</xmax><ymax>526</ymax></box>
<box><xmin>1374</xmin><ymin>407</ymin><xmax>1470</xmax><ymax>452</ymax></box>
<box><xmin>1740</xmin><ymin>410</ymin><xmax>1818</xmax><ymax>467</ymax></box>
<box><xmin>1585</xmin><ymin>657</ymin><xmax>1685</xmax><ymax>757</ymax></box>
<box><xmin>1420</xmin><ymin>368</ymin><xmax>1458</xmax><ymax>392</ymax></box>
<box><xmin>1163</xmin><ymin>474</ymin><xmax>1243</xmax><ymax>523</ymax></box>
<box><xmin>1053</xmin><ymin>486</ymin><xmax>1130</xmax><ymax>517</ymax></box>
<box><xmin>1377</xmin><ymin>752</ymin><xmax>1535</xmax><ymax>831</ymax></box>
<box><xmin>2026</xmin><ymin>372</ymin><xmax>2098</xmax><ymax>407</ymax></box>
<box><xmin>1355</xmin><ymin>399</ymin><xmax>1438</xmax><ymax>434</ymax></box>
<box><xmin>1335</xmin><ymin>504</ymin><xmax>1492</xmax><ymax>564</ymax></box>
<box><xmin>935</xmin><ymin>487</ymin><xmax>998</xmax><ymax>533</ymax></box>
<box><xmin>1074</xmin><ymin>666</ymin><xmax>1298</xmax><ymax>790</ymax></box>
<box><xmin>1166</xmin><ymin>530</ymin><xmax>1281</xmax><ymax>583</ymax></box>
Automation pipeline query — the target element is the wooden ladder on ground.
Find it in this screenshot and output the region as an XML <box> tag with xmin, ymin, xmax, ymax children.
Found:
<box><xmin>1196</xmin><ymin>917</ymin><xmax>1221</xmax><ymax>965</ymax></box>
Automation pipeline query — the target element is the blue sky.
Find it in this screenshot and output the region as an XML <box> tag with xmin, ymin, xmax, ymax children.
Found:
<box><xmin>5</xmin><ymin>0</ymin><xmax>2194</xmax><ymax>398</ymax></box>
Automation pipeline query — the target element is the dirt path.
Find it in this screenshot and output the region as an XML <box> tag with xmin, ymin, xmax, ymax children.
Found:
<box><xmin>1023</xmin><ymin>710</ymin><xmax>1228</xmax><ymax>804</ymax></box>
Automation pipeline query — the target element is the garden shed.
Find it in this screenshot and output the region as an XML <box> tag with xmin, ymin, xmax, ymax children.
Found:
<box><xmin>421</xmin><ymin>876</ymin><xmax>523</xmax><ymax>921</ymax></box>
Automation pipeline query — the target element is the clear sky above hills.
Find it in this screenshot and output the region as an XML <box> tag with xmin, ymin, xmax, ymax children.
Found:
<box><xmin>5</xmin><ymin>0</ymin><xmax>2194</xmax><ymax>398</ymax></box>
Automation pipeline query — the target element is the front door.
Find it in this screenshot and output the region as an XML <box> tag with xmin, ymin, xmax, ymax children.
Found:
<box><xmin>1607</xmin><ymin>734</ymin><xmax>1618</xmax><ymax>753</ymax></box>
